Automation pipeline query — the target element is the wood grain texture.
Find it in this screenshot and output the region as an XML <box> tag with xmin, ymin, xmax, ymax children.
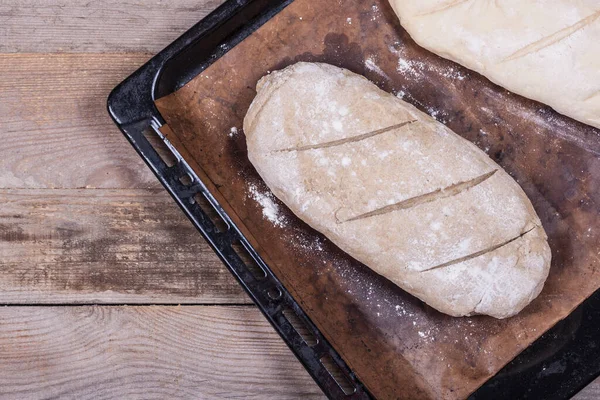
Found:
<box><xmin>0</xmin><ymin>53</ymin><xmax>162</xmax><ymax>189</ymax></box>
<box><xmin>0</xmin><ymin>0</ymin><xmax>225</xmax><ymax>53</ymax></box>
<box><xmin>0</xmin><ymin>0</ymin><xmax>318</xmax><ymax>398</ymax></box>
<box><xmin>0</xmin><ymin>188</ymin><xmax>248</xmax><ymax>304</ymax></box>
<box><xmin>574</xmin><ymin>378</ymin><xmax>600</xmax><ymax>400</ymax></box>
<box><xmin>0</xmin><ymin>0</ymin><xmax>597</xmax><ymax>397</ymax></box>
<box><xmin>0</xmin><ymin>305</ymin><xmax>324</xmax><ymax>399</ymax></box>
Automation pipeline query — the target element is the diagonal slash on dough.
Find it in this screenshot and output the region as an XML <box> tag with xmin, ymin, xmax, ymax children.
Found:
<box><xmin>342</xmin><ymin>169</ymin><xmax>497</xmax><ymax>223</ymax></box>
<box><xmin>503</xmin><ymin>10</ymin><xmax>600</xmax><ymax>62</ymax></box>
<box><xmin>274</xmin><ymin>120</ymin><xmax>417</xmax><ymax>152</ymax></box>
<box><xmin>416</xmin><ymin>0</ymin><xmax>472</xmax><ymax>17</ymax></box>
<box><xmin>420</xmin><ymin>225</ymin><xmax>538</xmax><ymax>272</ymax></box>
<box><xmin>584</xmin><ymin>90</ymin><xmax>600</xmax><ymax>102</ymax></box>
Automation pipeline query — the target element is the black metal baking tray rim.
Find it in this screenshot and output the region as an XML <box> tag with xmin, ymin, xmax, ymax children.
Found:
<box><xmin>108</xmin><ymin>1</ymin><xmax>371</xmax><ymax>399</ymax></box>
<box><xmin>107</xmin><ymin>1</ymin><xmax>600</xmax><ymax>399</ymax></box>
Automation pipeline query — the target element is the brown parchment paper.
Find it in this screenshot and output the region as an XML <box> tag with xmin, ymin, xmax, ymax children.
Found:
<box><xmin>154</xmin><ymin>0</ymin><xmax>600</xmax><ymax>399</ymax></box>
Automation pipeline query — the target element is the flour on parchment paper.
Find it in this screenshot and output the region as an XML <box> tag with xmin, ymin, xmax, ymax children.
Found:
<box><xmin>391</xmin><ymin>43</ymin><xmax>467</xmax><ymax>82</ymax></box>
<box><xmin>337</xmin><ymin>260</ymin><xmax>442</xmax><ymax>343</ymax></box>
<box><xmin>363</xmin><ymin>55</ymin><xmax>454</xmax><ymax>123</ymax></box>
<box><xmin>370</xmin><ymin>4</ymin><xmax>381</xmax><ymax>21</ymax></box>
<box><xmin>292</xmin><ymin>233</ymin><xmax>324</xmax><ymax>253</ymax></box>
<box><xmin>248</xmin><ymin>184</ymin><xmax>286</xmax><ymax>227</ymax></box>
<box><xmin>365</xmin><ymin>57</ymin><xmax>391</xmax><ymax>81</ymax></box>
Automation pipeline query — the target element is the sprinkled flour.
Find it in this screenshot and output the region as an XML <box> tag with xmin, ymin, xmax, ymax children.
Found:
<box><xmin>390</xmin><ymin>43</ymin><xmax>467</xmax><ymax>82</ymax></box>
<box><xmin>363</xmin><ymin>47</ymin><xmax>459</xmax><ymax>123</ymax></box>
<box><xmin>292</xmin><ymin>233</ymin><xmax>324</xmax><ymax>253</ymax></box>
<box><xmin>370</xmin><ymin>4</ymin><xmax>380</xmax><ymax>21</ymax></box>
<box><xmin>228</xmin><ymin>127</ymin><xmax>238</xmax><ymax>137</ymax></box>
<box><xmin>364</xmin><ymin>57</ymin><xmax>391</xmax><ymax>81</ymax></box>
<box><xmin>248</xmin><ymin>184</ymin><xmax>286</xmax><ymax>227</ymax></box>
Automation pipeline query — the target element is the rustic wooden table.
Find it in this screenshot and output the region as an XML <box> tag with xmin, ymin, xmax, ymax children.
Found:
<box><xmin>0</xmin><ymin>1</ymin><xmax>597</xmax><ymax>399</ymax></box>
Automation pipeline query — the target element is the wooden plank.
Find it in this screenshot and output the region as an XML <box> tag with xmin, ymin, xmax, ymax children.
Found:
<box><xmin>573</xmin><ymin>379</ymin><xmax>600</xmax><ymax>400</ymax></box>
<box><xmin>0</xmin><ymin>53</ymin><xmax>163</xmax><ymax>189</ymax></box>
<box><xmin>0</xmin><ymin>305</ymin><xmax>324</xmax><ymax>399</ymax></box>
<box><xmin>0</xmin><ymin>0</ymin><xmax>225</xmax><ymax>53</ymax></box>
<box><xmin>0</xmin><ymin>188</ymin><xmax>249</xmax><ymax>304</ymax></box>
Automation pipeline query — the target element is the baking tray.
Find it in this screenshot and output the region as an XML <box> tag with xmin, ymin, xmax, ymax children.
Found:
<box><xmin>107</xmin><ymin>0</ymin><xmax>600</xmax><ymax>399</ymax></box>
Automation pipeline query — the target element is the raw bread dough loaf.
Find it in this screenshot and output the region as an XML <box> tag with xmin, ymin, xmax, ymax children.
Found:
<box><xmin>388</xmin><ymin>0</ymin><xmax>600</xmax><ymax>129</ymax></box>
<box><xmin>244</xmin><ymin>62</ymin><xmax>551</xmax><ymax>318</ymax></box>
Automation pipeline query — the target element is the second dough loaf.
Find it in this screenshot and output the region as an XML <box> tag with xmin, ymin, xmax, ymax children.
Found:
<box><xmin>389</xmin><ymin>0</ymin><xmax>600</xmax><ymax>129</ymax></box>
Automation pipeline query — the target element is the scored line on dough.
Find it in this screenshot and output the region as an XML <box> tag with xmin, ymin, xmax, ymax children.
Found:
<box><xmin>584</xmin><ymin>90</ymin><xmax>600</xmax><ymax>102</ymax></box>
<box><xmin>503</xmin><ymin>10</ymin><xmax>600</xmax><ymax>62</ymax></box>
<box><xmin>341</xmin><ymin>169</ymin><xmax>497</xmax><ymax>223</ymax></box>
<box><xmin>274</xmin><ymin>120</ymin><xmax>417</xmax><ymax>152</ymax></box>
<box><xmin>415</xmin><ymin>0</ymin><xmax>471</xmax><ymax>17</ymax></box>
<box><xmin>421</xmin><ymin>225</ymin><xmax>538</xmax><ymax>273</ymax></box>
